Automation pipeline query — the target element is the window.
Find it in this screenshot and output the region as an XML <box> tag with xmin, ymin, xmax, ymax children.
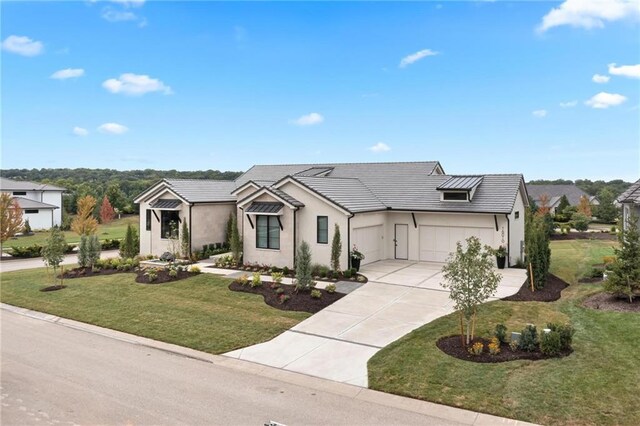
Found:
<box><xmin>146</xmin><ymin>210</ymin><xmax>152</xmax><ymax>231</ymax></box>
<box><xmin>24</xmin><ymin>209</ymin><xmax>39</xmax><ymax>214</ymax></box>
<box><xmin>515</xmin><ymin>211</ymin><xmax>520</xmax><ymax>219</ymax></box>
<box><xmin>442</xmin><ymin>192</ymin><xmax>468</xmax><ymax>201</ymax></box>
<box><xmin>160</xmin><ymin>210</ymin><xmax>180</xmax><ymax>239</ymax></box>
<box><xmin>256</xmin><ymin>215</ymin><xmax>280</xmax><ymax>249</ymax></box>
<box><xmin>13</xmin><ymin>191</ymin><xmax>26</xmax><ymax>196</ymax></box>
<box><xmin>317</xmin><ymin>216</ymin><xmax>328</xmax><ymax>244</ymax></box>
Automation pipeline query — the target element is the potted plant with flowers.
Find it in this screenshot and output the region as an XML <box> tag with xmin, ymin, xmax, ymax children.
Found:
<box><xmin>494</xmin><ymin>245</ymin><xmax>507</xmax><ymax>269</ymax></box>
<box><xmin>350</xmin><ymin>245</ymin><xmax>365</xmax><ymax>271</ymax></box>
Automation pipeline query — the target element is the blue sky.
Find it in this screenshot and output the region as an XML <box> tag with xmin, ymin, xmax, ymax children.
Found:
<box><xmin>2</xmin><ymin>0</ymin><xmax>639</xmax><ymax>181</ymax></box>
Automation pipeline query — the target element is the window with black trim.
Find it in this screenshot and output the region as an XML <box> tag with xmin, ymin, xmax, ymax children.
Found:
<box><xmin>25</xmin><ymin>209</ymin><xmax>38</xmax><ymax>214</ymax></box>
<box><xmin>317</xmin><ymin>216</ymin><xmax>328</xmax><ymax>244</ymax></box>
<box><xmin>13</xmin><ymin>191</ymin><xmax>27</xmax><ymax>196</ymax></box>
<box><xmin>515</xmin><ymin>211</ymin><xmax>520</xmax><ymax>219</ymax></box>
<box><xmin>442</xmin><ymin>192</ymin><xmax>468</xmax><ymax>201</ymax></box>
<box><xmin>160</xmin><ymin>210</ymin><xmax>180</xmax><ymax>239</ymax></box>
<box><xmin>256</xmin><ymin>215</ymin><xmax>280</xmax><ymax>249</ymax></box>
<box><xmin>146</xmin><ymin>210</ymin><xmax>152</xmax><ymax>231</ymax></box>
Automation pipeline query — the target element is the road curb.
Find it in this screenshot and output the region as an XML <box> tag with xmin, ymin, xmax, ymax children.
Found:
<box><xmin>1</xmin><ymin>303</ymin><xmax>537</xmax><ymax>426</ymax></box>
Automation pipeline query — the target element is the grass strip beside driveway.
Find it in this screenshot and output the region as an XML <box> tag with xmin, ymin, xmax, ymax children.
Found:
<box><xmin>0</xmin><ymin>268</ymin><xmax>308</xmax><ymax>354</ymax></box>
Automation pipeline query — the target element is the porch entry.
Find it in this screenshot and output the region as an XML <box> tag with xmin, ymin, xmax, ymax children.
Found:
<box><xmin>394</xmin><ymin>224</ymin><xmax>409</xmax><ymax>260</ymax></box>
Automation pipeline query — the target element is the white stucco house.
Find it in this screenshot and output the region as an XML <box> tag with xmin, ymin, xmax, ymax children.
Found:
<box><xmin>135</xmin><ymin>161</ymin><xmax>528</xmax><ymax>268</ymax></box>
<box><xmin>0</xmin><ymin>177</ymin><xmax>65</xmax><ymax>230</ymax></box>
<box><xmin>617</xmin><ymin>179</ymin><xmax>640</xmax><ymax>231</ymax></box>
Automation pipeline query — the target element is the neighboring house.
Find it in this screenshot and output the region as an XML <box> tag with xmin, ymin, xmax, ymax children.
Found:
<box><xmin>136</xmin><ymin>161</ymin><xmax>528</xmax><ymax>268</ymax></box>
<box><xmin>526</xmin><ymin>184</ymin><xmax>599</xmax><ymax>215</ymax></box>
<box><xmin>0</xmin><ymin>177</ymin><xmax>65</xmax><ymax>230</ymax></box>
<box><xmin>617</xmin><ymin>179</ymin><xmax>640</xmax><ymax>231</ymax></box>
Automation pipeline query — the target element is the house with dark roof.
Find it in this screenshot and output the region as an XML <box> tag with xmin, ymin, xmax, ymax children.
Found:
<box><xmin>134</xmin><ymin>161</ymin><xmax>528</xmax><ymax>268</ymax></box>
<box><xmin>0</xmin><ymin>177</ymin><xmax>66</xmax><ymax>230</ymax></box>
<box><xmin>617</xmin><ymin>179</ymin><xmax>640</xmax><ymax>231</ymax></box>
<box><xmin>526</xmin><ymin>184</ymin><xmax>599</xmax><ymax>215</ymax></box>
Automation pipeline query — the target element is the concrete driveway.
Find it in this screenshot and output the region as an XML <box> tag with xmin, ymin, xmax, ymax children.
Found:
<box><xmin>225</xmin><ymin>260</ymin><xmax>526</xmax><ymax>387</ymax></box>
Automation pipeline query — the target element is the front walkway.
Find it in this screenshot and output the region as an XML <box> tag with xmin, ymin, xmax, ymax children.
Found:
<box><xmin>224</xmin><ymin>260</ymin><xmax>526</xmax><ymax>387</ymax></box>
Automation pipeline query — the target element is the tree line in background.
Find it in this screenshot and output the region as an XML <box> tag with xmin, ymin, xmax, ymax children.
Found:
<box><xmin>1</xmin><ymin>168</ymin><xmax>243</xmax><ymax>217</ymax></box>
<box><xmin>527</xmin><ymin>179</ymin><xmax>631</xmax><ymax>198</ymax></box>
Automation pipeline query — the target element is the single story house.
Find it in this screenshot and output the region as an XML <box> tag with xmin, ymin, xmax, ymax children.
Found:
<box><xmin>0</xmin><ymin>177</ymin><xmax>65</xmax><ymax>230</ymax></box>
<box><xmin>526</xmin><ymin>184</ymin><xmax>599</xmax><ymax>215</ymax></box>
<box><xmin>617</xmin><ymin>179</ymin><xmax>640</xmax><ymax>231</ymax></box>
<box><xmin>135</xmin><ymin>161</ymin><xmax>528</xmax><ymax>268</ymax></box>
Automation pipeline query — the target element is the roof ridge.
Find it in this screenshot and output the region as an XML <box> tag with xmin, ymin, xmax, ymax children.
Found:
<box><xmin>248</xmin><ymin>161</ymin><xmax>439</xmax><ymax>167</ymax></box>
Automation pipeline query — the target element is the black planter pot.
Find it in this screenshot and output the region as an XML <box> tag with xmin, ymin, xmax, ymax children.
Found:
<box><xmin>496</xmin><ymin>256</ymin><xmax>506</xmax><ymax>269</ymax></box>
<box><xmin>351</xmin><ymin>258</ymin><xmax>361</xmax><ymax>271</ymax></box>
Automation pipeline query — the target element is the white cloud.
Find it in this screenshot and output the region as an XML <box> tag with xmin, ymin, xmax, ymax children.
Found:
<box><xmin>399</xmin><ymin>49</ymin><xmax>439</xmax><ymax>68</ymax></box>
<box><xmin>585</xmin><ymin>92</ymin><xmax>627</xmax><ymax>108</ymax></box>
<box><xmin>101</xmin><ymin>8</ymin><xmax>138</xmax><ymax>22</ymax></box>
<box><xmin>72</xmin><ymin>127</ymin><xmax>89</xmax><ymax>136</ymax></box>
<box><xmin>292</xmin><ymin>112</ymin><xmax>324</xmax><ymax>126</ymax></box>
<box><xmin>98</xmin><ymin>123</ymin><xmax>129</xmax><ymax>134</ymax></box>
<box><xmin>532</xmin><ymin>109</ymin><xmax>548</xmax><ymax>118</ymax></box>
<box><xmin>608</xmin><ymin>63</ymin><xmax>640</xmax><ymax>79</ymax></box>
<box><xmin>1</xmin><ymin>35</ymin><xmax>44</xmax><ymax>57</ymax></box>
<box><xmin>50</xmin><ymin>68</ymin><xmax>85</xmax><ymax>80</ymax></box>
<box><xmin>559</xmin><ymin>100</ymin><xmax>578</xmax><ymax>108</ymax></box>
<box><xmin>369</xmin><ymin>142</ymin><xmax>391</xmax><ymax>153</ymax></box>
<box><xmin>592</xmin><ymin>73</ymin><xmax>610</xmax><ymax>83</ymax></box>
<box><xmin>110</xmin><ymin>0</ymin><xmax>145</xmax><ymax>7</ymax></box>
<box><xmin>537</xmin><ymin>0</ymin><xmax>640</xmax><ymax>33</ymax></box>
<box><xmin>102</xmin><ymin>73</ymin><xmax>173</xmax><ymax>96</ymax></box>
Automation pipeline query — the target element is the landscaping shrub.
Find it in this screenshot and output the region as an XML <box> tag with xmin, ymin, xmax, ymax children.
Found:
<box><xmin>494</xmin><ymin>323</ymin><xmax>508</xmax><ymax>343</ymax></box>
<box><xmin>275</xmin><ymin>287</ymin><xmax>285</xmax><ymax>295</ymax></box>
<box><xmin>23</xmin><ymin>219</ymin><xmax>32</xmax><ymax>234</ymax></box>
<box><xmin>168</xmin><ymin>269</ymin><xmax>178</xmax><ymax>278</ymax></box>
<box><xmin>282</xmin><ymin>266</ymin><xmax>290</xmax><ymax>276</ymax></box>
<box><xmin>271</xmin><ymin>272</ymin><xmax>284</xmax><ymax>285</ymax></box>
<box><xmin>238</xmin><ymin>274</ymin><xmax>249</xmax><ymax>286</ymax></box>
<box><xmin>518</xmin><ymin>325</ymin><xmax>539</xmax><ymax>352</ymax></box>
<box><xmin>488</xmin><ymin>337</ymin><xmax>501</xmax><ymax>355</ymax></box>
<box><xmin>181</xmin><ymin>221</ymin><xmax>190</xmax><ymax>259</ymax></box>
<box><xmin>251</xmin><ymin>272</ymin><xmax>262</xmax><ymax>288</ymax></box>
<box><xmin>78</xmin><ymin>235</ymin><xmax>90</xmax><ymax>267</ymax></box>
<box><xmin>145</xmin><ymin>269</ymin><xmax>158</xmax><ymax>282</ymax></box>
<box><xmin>325</xmin><ymin>283</ymin><xmax>336</xmax><ymax>294</ymax></box>
<box><xmin>604</xmin><ymin>212</ymin><xmax>640</xmax><ymax>303</ymax></box>
<box><xmin>571</xmin><ymin>212</ymin><xmax>590</xmax><ymax>232</ymax></box>
<box><xmin>295</xmin><ymin>241</ymin><xmax>314</xmax><ymax>291</ymax></box>
<box><xmin>120</xmin><ymin>224</ymin><xmax>139</xmax><ymax>259</ymax></box>
<box><xmin>547</xmin><ymin>323</ymin><xmax>574</xmax><ymax>350</ymax></box>
<box><xmin>101</xmin><ymin>238</ymin><xmax>121</xmax><ymax>250</ymax></box>
<box><xmin>540</xmin><ymin>330</ymin><xmax>562</xmax><ymax>356</ymax></box>
<box><xmin>525</xmin><ymin>211</ymin><xmax>551</xmax><ymax>289</ymax></box>
<box><xmin>310</xmin><ymin>289</ymin><xmax>322</xmax><ymax>299</ymax></box>
<box><xmin>350</xmin><ymin>267</ymin><xmax>357</xmax><ymax>276</ymax></box>
<box><xmin>468</xmin><ymin>342</ymin><xmax>483</xmax><ymax>356</ymax></box>
<box><xmin>343</xmin><ymin>269</ymin><xmax>352</xmax><ymax>279</ymax></box>
<box><xmin>331</xmin><ymin>224</ymin><xmax>342</xmax><ymax>271</ymax></box>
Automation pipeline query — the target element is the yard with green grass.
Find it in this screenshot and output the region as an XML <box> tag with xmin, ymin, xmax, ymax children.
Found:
<box><xmin>0</xmin><ymin>269</ymin><xmax>308</xmax><ymax>354</ymax></box>
<box><xmin>3</xmin><ymin>216</ymin><xmax>139</xmax><ymax>250</ymax></box>
<box><xmin>368</xmin><ymin>239</ymin><xmax>637</xmax><ymax>426</ymax></box>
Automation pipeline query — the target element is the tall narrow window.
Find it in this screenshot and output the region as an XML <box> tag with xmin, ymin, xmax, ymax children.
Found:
<box><xmin>160</xmin><ymin>210</ymin><xmax>180</xmax><ymax>239</ymax></box>
<box><xmin>256</xmin><ymin>215</ymin><xmax>280</xmax><ymax>249</ymax></box>
<box><xmin>146</xmin><ymin>210</ymin><xmax>152</xmax><ymax>231</ymax></box>
<box><xmin>317</xmin><ymin>216</ymin><xmax>328</xmax><ymax>244</ymax></box>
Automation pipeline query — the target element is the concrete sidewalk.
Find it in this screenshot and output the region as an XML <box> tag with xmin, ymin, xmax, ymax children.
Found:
<box><xmin>1</xmin><ymin>303</ymin><xmax>537</xmax><ymax>426</ymax></box>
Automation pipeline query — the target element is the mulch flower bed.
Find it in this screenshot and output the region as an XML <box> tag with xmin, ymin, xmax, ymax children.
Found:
<box><xmin>210</xmin><ymin>264</ymin><xmax>367</xmax><ymax>284</ymax></box>
<box><xmin>583</xmin><ymin>292</ymin><xmax>640</xmax><ymax>313</ymax></box>
<box><xmin>229</xmin><ymin>281</ymin><xmax>345</xmax><ymax>313</ymax></box>
<box><xmin>135</xmin><ymin>269</ymin><xmax>196</xmax><ymax>284</ymax></box>
<box><xmin>502</xmin><ymin>274</ymin><xmax>569</xmax><ymax>302</ymax></box>
<box><xmin>61</xmin><ymin>267</ymin><xmax>124</xmax><ymax>279</ymax></box>
<box><xmin>436</xmin><ymin>335</ymin><xmax>572</xmax><ymax>363</ymax></box>
<box><xmin>40</xmin><ymin>285</ymin><xmax>67</xmax><ymax>292</ymax></box>
<box><xmin>551</xmin><ymin>232</ymin><xmax>617</xmax><ymax>241</ymax></box>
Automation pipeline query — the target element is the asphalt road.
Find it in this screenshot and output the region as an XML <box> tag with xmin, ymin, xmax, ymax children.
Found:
<box><xmin>0</xmin><ymin>250</ymin><xmax>119</xmax><ymax>273</ymax></box>
<box><xmin>1</xmin><ymin>311</ymin><xmax>461</xmax><ymax>426</ymax></box>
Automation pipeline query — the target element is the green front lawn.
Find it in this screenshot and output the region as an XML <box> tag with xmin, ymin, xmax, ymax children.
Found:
<box><xmin>3</xmin><ymin>215</ymin><xmax>139</xmax><ymax>249</ymax></box>
<box><xmin>368</xmin><ymin>240</ymin><xmax>637</xmax><ymax>426</ymax></box>
<box><xmin>0</xmin><ymin>269</ymin><xmax>308</xmax><ymax>354</ymax></box>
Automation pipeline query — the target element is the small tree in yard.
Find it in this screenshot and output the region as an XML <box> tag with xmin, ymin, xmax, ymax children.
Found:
<box><xmin>0</xmin><ymin>193</ymin><xmax>23</xmax><ymax>253</ymax></box>
<box><xmin>578</xmin><ymin>195</ymin><xmax>592</xmax><ymax>218</ymax></box>
<box><xmin>604</xmin><ymin>212</ymin><xmax>640</xmax><ymax>303</ymax></box>
<box><xmin>525</xmin><ymin>211</ymin><xmax>551</xmax><ymax>290</ymax></box>
<box><xmin>537</xmin><ymin>193</ymin><xmax>551</xmax><ymax>216</ymax></box>
<box><xmin>331</xmin><ymin>223</ymin><xmax>342</xmax><ymax>271</ymax></box>
<box><xmin>595</xmin><ymin>188</ymin><xmax>618</xmax><ymax>223</ymax></box>
<box><xmin>78</xmin><ymin>235</ymin><xmax>89</xmax><ymax>267</ymax></box>
<box><xmin>225</xmin><ymin>213</ymin><xmax>234</xmax><ymax>248</ymax></box>
<box><xmin>120</xmin><ymin>224</ymin><xmax>139</xmax><ymax>259</ymax></box>
<box><xmin>571</xmin><ymin>212</ymin><xmax>590</xmax><ymax>232</ymax></box>
<box><xmin>181</xmin><ymin>220</ymin><xmax>190</xmax><ymax>258</ymax></box>
<box><xmin>442</xmin><ymin>236</ymin><xmax>501</xmax><ymax>345</ymax></box>
<box><xmin>295</xmin><ymin>240</ymin><xmax>314</xmax><ymax>291</ymax></box>
<box><xmin>42</xmin><ymin>227</ymin><xmax>67</xmax><ymax>286</ymax></box>
<box><xmin>88</xmin><ymin>234</ymin><xmax>101</xmax><ymax>268</ymax></box>
<box><xmin>556</xmin><ymin>195</ymin><xmax>570</xmax><ymax>219</ymax></box>
<box><xmin>71</xmin><ymin>195</ymin><xmax>98</xmax><ymax>236</ymax></box>
<box><xmin>99</xmin><ymin>195</ymin><xmax>116</xmax><ymax>224</ymax></box>
<box><xmin>230</xmin><ymin>214</ymin><xmax>241</xmax><ymax>263</ymax></box>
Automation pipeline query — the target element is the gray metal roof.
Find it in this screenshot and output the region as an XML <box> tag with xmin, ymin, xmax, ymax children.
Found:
<box><xmin>526</xmin><ymin>184</ymin><xmax>592</xmax><ymax>206</ymax></box>
<box><xmin>13</xmin><ymin>197</ymin><xmax>58</xmax><ymax>210</ymax></box>
<box><xmin>0</xmin><ymin>177</ymin><xmax>66</xmax><ymax>192</ymax></box>
<box><xmin>163</xmin><ymin>179</ymin><xmax>236</xmax><ymax>203</ymax></box>
<box><xmin>246</xmin><ymin>202</ymin><xmax>283</xmax><ymax>214</ymax></box>
<box><xmin>291</xmin><ymin>176</ymin><xmax>387</xmax><ymax>213</ymax></box>
<box><xmin>294</xmin><ymin>167</ymin><xmax>335</xmax><ymax>177</ymax></box>
<box><xmin>437</xmin><ymin>176</ymin><xmax>484</xmax><ymax>191</ymax></box>
<box><xmin>617</xmin><ymin>179</ymin><xmax>640</xmax><ymax>204</ymax></box>
<box><xmin>150</xmin><ymin>199</ymin><xmax>182</xmax><ymax>209</ymax></box>
<box><xmin>268</xmin><ymin>188</ymin><xmax>304</xmax><ymax>207</ymax></box>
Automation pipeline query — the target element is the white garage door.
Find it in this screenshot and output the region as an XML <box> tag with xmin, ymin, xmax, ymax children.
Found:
<box><xmin>352</xmin><ymin>225</ymin><xmax>383</xmax><ymax>265</ymax></box>
<box><xmin>419</xmin><ymin>225</ymin><xmax>494</xmax><ymax>262</ymax></box>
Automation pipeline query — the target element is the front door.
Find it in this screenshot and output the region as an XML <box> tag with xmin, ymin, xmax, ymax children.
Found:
<box><xmin>394</xmin><ymin>224</ymin><xmax>409</xmax><ymax>260</ymax></box>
